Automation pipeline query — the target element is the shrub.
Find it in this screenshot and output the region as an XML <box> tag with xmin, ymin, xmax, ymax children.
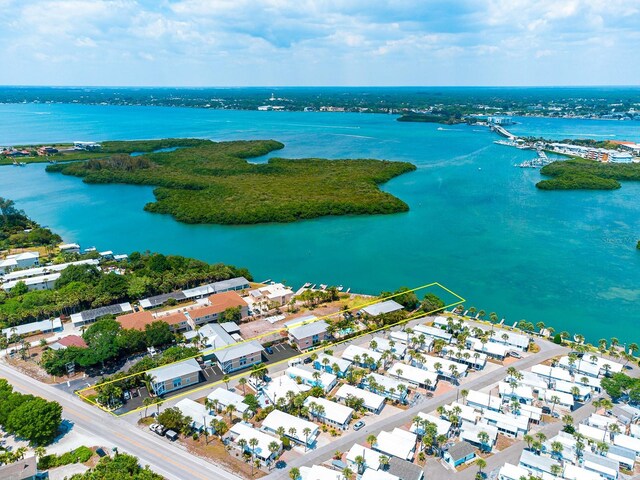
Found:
<box><xmin>37</xmin><ymin>446</ymin><xmax>94</xmax><ymax>469</ymax></box>
<box><xmin>553</xmin><ymin>333</ymin><xmax>563</xmax><ymax>345</ymax></box>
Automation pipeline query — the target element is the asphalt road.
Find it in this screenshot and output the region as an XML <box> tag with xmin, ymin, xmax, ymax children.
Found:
<box><xmin>264</xmin><ymin>339</ymin><xmax>569</xmax><ymax>479</ymax></box>
<box><xmin>0</xmin><ymin>362</ymin><xmax>241</xmax><ymax>480</ymax></box>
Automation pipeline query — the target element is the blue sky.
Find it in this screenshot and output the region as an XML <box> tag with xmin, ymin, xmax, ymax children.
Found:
<box><xmin>1</xmin><ymin>0</ymin><xmax>639</xmax><ymax>86</ymax></box>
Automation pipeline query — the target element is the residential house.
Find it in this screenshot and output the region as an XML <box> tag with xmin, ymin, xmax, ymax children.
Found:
<box><xmin>409</xmin><ymin>354</ymin><xmax>468</xmax><ymax>382</ymax></box>
<box><xmin>387</xmin><ymin>457</ymin><xmax>424</xmax><ymax>480</ymax></box>
<box><xmin>304</xmin><ymin>396</ymin><xmax>354</xmax><ymax>430</ymax></box>
<box><xmin>410</xmin><ymin>412</ymin><xmax>452</xmax><ymax>437</ymax></box>
<box><xmin>389</xmin><ymin>331</ymin><xmax>434</xmax><ymax>352</ymax></box>
<box><xmin>207</xmin><ymin>388</ymin><xmax>251</xmax><ymax>416</ymax></box>
<box><xmin>335</xmin><ymin>384</ymin><xmax>386</xmax><ymax>414</ymax></box>
<box><xmin>465</xmin><ymin>390</ymin><xmax>502</xmax><ymax>412</ymax></box>
<box><xmin>70</xmin><ymin>302</ymin><xmax>133</xmax><ymax>327</ymax></box>
<box><xmin>174</xmin><ymin>398</ymin><xmax>221</xmax><ymax>434</ymax></box>
<box><xmin>2</xmin><ymin>273</ymin><xmax>60</xmax><ymax>292</ymax></box>
<box><xmin>49</xmin><ymin>335</ymin><xmax>87</xmax><ymax>351</ymax></box>
<box><xmin>441</xmin><ymin>346</ymin><xmax>487</xmax><ymax>370</ymax></box>
<box><xmin>299</xmin><ymin>465</ymin><xmax>343</xmax><ymax>480</ymax></box>
<box><xmin>518</xmin><ymin>449</ymin><xmax>558</xmax><ymax>476</ymax></box>
<box><xmin>387</xmin><ymin>362</ymin><xmax>438</xmax><ymax>390</ymax></box>
<box><xmin>498</xmin><ymin>463</ymin><xmax>530</xmax><ymax>480</ymax></box>
<box><xmin>286</xmin><ymin>365</ymin><xmax>337</xmax><ymax>392</ymax></box>
<box><xmin>578</xmin><ymin>423</ymin><xmax>608</xmax><ymax>442</ymax></box>
<box><xmin>341</xmin><ymin>345</ymin><xmax>383</xmax><ymax>369</ymax></box>
<box><xmin>262</xmin><ymin>375</ymin><xmax>310</xmax><ymax>406</ymax></box>
<box><xmin>460</xmin><ymin>422</ymin><xmax>498</xmax><ymax>451</ymax></box>
<box><xmin>153</xmin><ymin>311</ymin><xmax>191</xmax><ymax>332</ymax></box>
<box><xmin>361</xmin><ymin>469</ymin><xmax>400</xmax><ymax>480</ymax></box>
<box><xmin>370</xmin><ymin>336</ymin><xmax>406</xmax><ymax>359</ymax></box>
<box><xmin>360</xmin><ymin>300</ymin><xmax>404</xmax><ymax>317</ymax></box>
<box><xmin>0</xmin><ymin>251</ymin><xmax>39</xmax><ymax>273</ymax></box>
<box><xmin>261</xmin><ymin>410</ymin><xmax>319</xmax><ymax>448</ymax></box>
<box><xmin>188</xmin><ymin>291</ymin><xmax>249</xmax><ymax>326</ymax></box>
<box><xmin>607</xmin><ymin>445</ymin><xmax>636</xmax><ymax>470</ymax></box>
<box><xmin>228</xmin><ymin>422</ymin><xmax>282</xmax><ymax>466</ymax></box>
<box><xmin>0</xmin><ymin>457</ymin><xmax>38</xmax><ymax>480</ymax></box>
<box><xmin>149</xmin><ymin>358</ymin><xmax>201</xmax><ymax>395</ymax></box>
<box><xmin>313</xmin><ymin>353</ymin><xmax>351</xmax><ymax>377</ymax></box>
<box><xmin>582</xmin><ymin>451</ymin><xmax>619</xmax><ymax>480</ymax></box>
<box><xmin>361</xmin><ymin>372</ymin><xmax>409</xmax><ymax>403</ymax></box>
<box><xmin>59</xmin><ymin>243</ymin><xmax>80</xmax><ymax>254</ymax></box>
<box><xmin>288</xmin><ymin>320</ymin><xmax>330</xmax><ymax>351</ymax></box>
<box><xmin>482</xmin><ymin>410</ymin><xmax>530</xmax><ymax>437</ymax></box>
<box><xmin>214</xmin><ymin>341</ymin><xmax>264</xmax><ymax>374</ymax></box>
<box><xmin>613</xmin><ymin>433</ymin><xmax>640</xmax><ymax>458</ymax></box>
<box><xmin>373</xmin><ymin>428</ymin><xmax>417</xmax><ymax>461</ymax></box>
<box><xmin>181</xmin><ymin>276</ymin><xmax>250</xmax><ymax>301</ymax></box>
<box><xmin>413</xmin><ymin>324</ymin><xmax>452</xmax><ymax>343</ymax></box>
<box><xmin>2</xmin><ymin>318</ymin><xmax>62</xmax><ymax>338</ymax></box>
<box><xmin>443</xmin><ymin>441</ymin><xmax>476</xmax><ymax>468</ymax></box>
<box><xmin>248</xmin><ymin>283</ymin><xmax>294</xmax><ymax>306</ymax></box>
<box><xmin>346</xmin><ymin>443</ymin><xmax>381</xmax><ymax>472</ymax></box>
<box><xmin>498</xmin><ymin>382</ymin><xmax>534</xmax><ymax>405</ymax></box>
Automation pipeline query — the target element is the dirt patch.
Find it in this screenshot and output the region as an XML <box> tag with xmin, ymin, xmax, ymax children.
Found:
<box><xmin>182</xmin><ymin>436</ymin><xmax>266</xmax><ymax>478</ymax></box>
<box><xmin>496</xmin><ymin>434</ymin><xmax>518</xmax><ymax>451</ymax></box>
<box><xmin>433</xmin><ymin>381</ymin><xmax>455</xmax><ymax>397</ymax></box>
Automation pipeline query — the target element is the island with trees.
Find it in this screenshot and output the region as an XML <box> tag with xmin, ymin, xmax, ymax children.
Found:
<box><xmin>45</xmin><ymin>138</ymin><xmax>416</xmax><ymax>225</ymax></box>
<box><xmin>536</xmin><ymin>158</ymin><xmax>640</xmax><ymax>190</ymax></box>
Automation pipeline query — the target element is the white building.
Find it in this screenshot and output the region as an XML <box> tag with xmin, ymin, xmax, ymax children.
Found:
<box><xmin>387</xmin><ymin>363</ymin><xmax>439</xmax><ymax>390</ymax></box>
<box><xmin>361</xmin><ymin>300</ymin><xmax>404</xmax><ymax>317</ymax></box>
<box><xmin>410</xmin><ymin>354</ymin><xmax>468</xmax><ymax>381</ymax></box>
<box><xmin>262</xmin><ymin>410</ymin><xmax>319</xmax><ymax>448</ymax></box>
<box><xmin>207</xmin><ymin>388</ymin><xmax>251</xmax><ymax>416</ymax></box>
<box><xmin>228</xmin><ymin>422</ymin><xmax>282</xmax><ymax>465</ymax></box>
<box><xmin>174</xmin><ymin>398</ymin><xmax>220</xmax><ymax>434</ymax></box>
<box><xmin>304</xmin><ymin>396</ymin><xmax>354</xmax><ymax>430</ymax></box>
<box><xmin>370</xmin><ymin>336</ymin><xmax>407</xmax><ymax>359</ymax></box>
<box><xmin>410</xmin><ymin>412</ymin><xmax>452</xmax><ymax>437</ymax></box>
<box><xmin>361</xmin><ymin>372</ymin><xmax>409</xmax><ymax>402</ymax></box>
<box><xmin>373</xmin><ymin>428</ymin><xmax>417</xmax><ymax>460</ymax></box>
<box><xmin>460</xmin><ymin>421</ymin><xmax>499</xmax><ymax>449</ymax></box>
<box><xmin>465</xmin><ymin>390</ymin><xmax>502</xmax><ymax>412</ymax></box>
<box><xmin>0</xmin><ymin>251</ymin><xmax>39</xmax><ymax>272</ymax></box>
<box><xmin>335</xmin><ymin>384</ymin><xmax>386</xmax><ymax>414</ymax></box>
<box><xmin>342</xmin><ymin>345</ymin><xmax>383</xmax><ymax>369</ymax></box>
<box><xmin>313</xmin><ymin>353</ymin><xmax>351</xmax><ymax>377</ymax></box>
<box><xmin>2</xmin><ymin>318</ymin><xmax>62</xmax><ymax>337</ymax></box>
<box><xmin>262</xmin><ymin>375</ymin><xmax>310</xmax><ymax>405</ymax></box>
<box><xmin>441</xmin><ymin>345</ymin><xmax>487</xmax><ymax>370</ymax></box>
<box><xmin>346</xmin><ymin>443</ymin><xmax>381</xmax><ymax>471</ymax></box>
<box><xmin>248</xmin><ymin>283</ymin><xmax>294</xmax><ymax>306</ymax></box>
<box><xmin>286</xmin><ymin>365</ymin><xmax>337</xmax><ymax>392</ymax></box>
<box><xmin>2</xmin><ymin>272</ymin><xmax>60</xmax><ymax>292</ymax></box>
<box><xmin>413</xmin><ymin>324</ymin><xmax>452</xmax><ymax>343</ymax></box>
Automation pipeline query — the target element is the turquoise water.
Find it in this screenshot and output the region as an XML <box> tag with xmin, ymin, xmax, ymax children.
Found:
<box><xmin>0</xmin><ymin>104</ymin><xmax>639</xmax><ymax>344</ymax></box>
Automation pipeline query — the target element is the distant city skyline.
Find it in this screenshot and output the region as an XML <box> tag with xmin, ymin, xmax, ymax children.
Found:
<box><xmin>1</xmin><ymin>0</ymin><xmax>639</xmax><ymax>87</ymax></box>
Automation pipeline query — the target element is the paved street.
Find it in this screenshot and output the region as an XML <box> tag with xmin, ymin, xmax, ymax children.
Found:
<box><xmin>0</xmin><ymin>362</ymin><xmax>241</xmax><ymax>480</ymax></box>
<box><xmin>264</xmin><ymin>338</ymin><xmax>568</xmax><ymax>479</ymax></box>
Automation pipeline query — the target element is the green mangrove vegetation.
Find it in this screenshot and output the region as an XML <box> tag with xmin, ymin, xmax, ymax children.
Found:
<box><xmin>397</xmin><ymin>112</ymin><xmax>465</xmax><ymax>124</ymax></box>
<box><xmin>46</xmin><ymin>138</ymin><xmax>417</xmax><ymax>225</ymax></box>
<box><xmin>0</xmin><ymin>197</ymin><xmax>62</xmax><ymax>250</ymax></box>
<box><xmin>536</xmin><ymin>158</ymin><xmax>640</xmax><ymax>190</ymax></box>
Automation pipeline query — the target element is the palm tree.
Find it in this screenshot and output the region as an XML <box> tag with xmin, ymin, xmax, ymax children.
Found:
<box><xmin>267</xmin><ymin>441</ymin><xmax>280</xmax><ymax>470</ymax></box>
<box><xmin>476</xmin><ymin>457</ymin><xmax>487</xmax><ymax>475</ymax></box>
<box><xmin>249</xmin><ymin>437</ymin><xmax>259</xmax><ymax>476</ymax></box>
<box><xmin>523</xmin><ymin>434</ymin><xmax>534</xmax><ymax>450</ymax></box>
<box><xmin>341</xmin><ymin>467</ymin><xmax>354</xmax><ymax>480</ymax></box>
<box><xmin>288</xmin><ymin>427</ymin><xmax>297</xmax><ymax>443</ymax></box>
<box><xmin>550</xmin><ymin>395</ymin><xmax>560</xmax><ymax>414</ymax></box>
<box><xmin>477</xmin><ymin>431</ymin><xmax>490</xmax><ymax>453</ymax></box>
<box><xmin>223</xmin><ymin>375</ymin><xmax>231</xmax><ymax>390</ymax></box>
<box><xmin>354</xmin><ymin>455</ymin><xmax>365</xmax><ymax>474</ymax></box>
<box><xmin>34</xmin><ymin>446</ymin><xmax>46</xmax><ymax>461</ymax></box>
<box><xmin>378</xmin><ymin>455</ymin><xmax>390</xmax><ymax>471</ymax></box>
<box><xmin>551</xmin><ymin>441</ymin><xmax>563</xmax><ymax>459</ymax></box>
<box><xmin>289</xmin><ymin>467</ymin><xmax>300</xmax><ymax>480</ymax></box>
<box><xmin>143</xmin><ymin>397</ymin><xmax>154</xmax><ymax>417</ymax></box>
<box><xmin>225</xmin><ymin>404</ymin><xmax>236</xmax><ymax>423</ymax></box>
<box><xmin>302</xmin><ymin>427</ymin><xmax>312</xmax><ymax>451</ymax></box>
<box><xmin>367</xmin><ymin>434</ymin><xmax>377</xmax><ymax>448</ymax></box>
<box><xmin>276</xmin><ymin>426</ymin><xmax>286</xmax><ymax>439</ymax></box>
<box><xmin>238</xmin><ymin>377</ymin><xmax>248</xmax><ymax>394</ymax></box>
<box><xmin>550</xmin><ymin>464</ymin><xmax>563</xmax><ymax>478</ymax></box>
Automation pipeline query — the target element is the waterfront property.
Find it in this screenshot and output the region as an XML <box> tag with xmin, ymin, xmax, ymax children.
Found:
<box><xmin>360</xmin><ymin>299</ymin><xmax>404</xmax><ymax>317</ymax></box>
<box><xmin>248</xmin><ymin>282</ymin><xmax>294</xmax><ymax>306</ymax></box>
<box><xmin>138</xmin><ymin>276</ymin><xmax>250</xmax><ymax>309</ymax></box>
<box><xmin>149</xmin><ymin>358</ymin><xmax>201</xmax><ymax>395</ymax></box>
<box><xmin>187</xmin><ymin>291</ymin><xmax>249</xmax><ymax>326</ymax></box>
<box><xmin>0</xmin><ymin>251</ymin><xmax>39</xmax><ymax>273</ymax></box>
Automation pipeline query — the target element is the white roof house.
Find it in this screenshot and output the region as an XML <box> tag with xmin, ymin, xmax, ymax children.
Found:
<box><xmin>341</xmin><ymin>345</ymin><xmax>383</xmax><ymax>366</ymax></box>
<box><xmin>207</xmin><ymin>388</ymin><xmax>250</xmax><ymax>415</ymax></box>
<box><xmin>2</xmin><ymin>272</ymin><xmax>61</xmax><ymax>291</ymax></box>
<box><xmin>613</xmin><ymin>433</ymin><xmax>640</xmax><ymax>455</ymax></box>
<box><xmin>262</xmin><ymin>375</ymin><xmax>310</xmax><ymax>405</ymax></box>
<box><xmin>517</xmin><ymin>371</ymin><xmax>550</xmax><ymax>391</ymax></box>
<box><xmin>335</xmin><ymin>384</ymin><xmax>385</xmax><ymax>413</ymax></box>
<box><xmin>518</xmin><ymin>404</ymin><xmax>543</xmax><ymax>422</ymax></box>
<box><xmin>389</xmin><ymin>331</ymin><xmax>434</xmax><ymax>351</ymax></box>
<box><xmin>559</xmin><ymin>355</ymin><xmax>623</xmax><ymax>377</ymax></box>
<box><xmin>314</xmin><ymin>353</ymin><xmax>351</xmax><ymax>375</ymax></box>
<box><xmin>410</xmin><ymin>412</ymin><xmax>452</xmax><ymax>437</ymax></box>
<box><xmin>563</xmin><ymin>464</ymin><xmax>602</xmax><ymax>480</ymax></box>
<box><xmin>554</xmin><ymin>380</ymin><xmax>591</xmax><ymax>399</ymax></box>
<box><xmin>542</xmin><ymin>389</ymin><xmax>574</xmax><ymax>409</ymax></box>
<box><xmin>578</xmin><ymin>424</ymin><xmax>607</xmax><ymax>442</ymax></box>
<box><xmin>498</xmin><ymin>382</ymin><xmax>535</xmax><ymax>403</ymax></box>
<box><xmin>411</xmin><ymin>355</ymin><xmax>468</xmax><ymax>378</ymax></box>
<box><xmin>441</xmin><ymin>346</ymin><xmax>487</xmax><ymax>369</ymax></box>
<box><xmin>262</xmin><ymin>410</ymin><xmax>319</xmax><ymax>446</ymax></box>
<box><xmin>374</xmin><ymin>428</ymin><xmax>417</xmax><ymax>460</ymax></box>
<box><xmin>498</xmin><ymin>463</ymin><xmax>530</xmax><ymax>480</ymax></box>
<box><xmin>489</xmin><ymin>330</ymin><xmax>529</xmax><ymax>350</ymax></box>
<box><xmin>483</xmin><ymin>409</ymin><xmax>530</xmax><ymax>436</ymax></box>
<box><xmin>2</xmin><ymin>259</ymin><xmax>98</xmax><ymax>282</ymax></box>
<box><xmin>2</xmin><ymin>318</ymin><xmax>62</xmax><ymax>337</ymax></box>
<box><xmin>468</xmin><ymin>338</ymin><xmax>511</xmax><ymax>358</ymax></box>
<box><xmin>174</xmin><ymin>398</ymin><xmax>221</xmax><ymax>433</ymax></box>
<box><xmin>363</xmin><ymin>372</ymin><xmax>409</xmax><ymax>399</ymax></box>
<box><xmin>299</xmin><ymin>465</ymin><xmax>342</xmax><ymax>480</ymax></box>
<box><xmin>214</xmin><ymin>340</ymin><xmax>264</xmax><ymax>373</ymax></box>
<box><xmin>446</xmin><ymin>402</ymin><xmax>478</xmax><ymax>424</ymax></box>
<box><xmin>304</xmin><ymin>396</ymin><xmax>353</xmax><ymax>428</ymax></box>
<box><xmin>286</xmin><ymin>365</ymin><xmax>337</xmax><ymax>392</ymax></box>
<box><xmin>460</xmin><ymin>421</ymin><xmax>499</xmax><ymax>447</ymax></box>
<box><xmin>387</xmin><ymin>363</ymin><xmax>439</xmax><ymax>388</ymax></box>
<box><xmin>361</xmin><ymin>300</ymin><xmax>404</xmax><ymax>316</ymax></box>
<box><xmin>228</xmin><ymin>421</ymin><xmax>282</xmax><ymax>462</ymax></box>
<box><xmin>630</xmin><ymin>423</ymin><xmax>640</xmax><ymax>438</ymax></box>
<box><xmin>149</xmin><ymin>358</ymin><xmax>200</xmax><ymax>384</ymax></box>
<box><xmin>465</xmin><ymin>390</ymin><xmax>502</xmax><ymax>411</ymax></box>
<box><xmin>413</xmin><ymin>324</ymin><xmax>452</xmax><ymax>343</ymax></box>
<box><xmin>370</xmin><ymin>336</ymin><xmax>407</xmax><ymax>358</ymax></box>
<box><xmin>360</xmin><ymin>470</ymin><xmax>400</xmax><ymax>480</ymax></box>
<box><xmin>586</xmin><ymin>413</ymin><xmax>620</xmax><ymax>431</ymax></box>
<box><xmin>346</xmin><ymin>443</ymin><xmax>381</xmax><ymax>471</ymax></box>
<box><xmin>531</xmin><ymin>365</ymin><xmax>572</xmax><ymax>383</ymax></box>
<box><xmin>582</xmin><ymin>451</ymin><xmax>619</xmax><ymax>480</ymax></box>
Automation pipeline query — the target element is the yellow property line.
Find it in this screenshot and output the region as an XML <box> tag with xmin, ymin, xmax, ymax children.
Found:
<box><xmin>114</xmin><ymin>282</ymin><xmax>464</xmax><ymax>417</ymax></box>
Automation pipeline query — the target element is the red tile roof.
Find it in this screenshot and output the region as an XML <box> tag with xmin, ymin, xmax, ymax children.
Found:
<box><xmin>155</xmin><ymin>311</ymin><xmax>189</xmax><ymax>326</ymax></box>
<box><xmin>57</xmin><ymin>335</ymin><xmax>88</xmax><ymax>348</ymax></box>
<box><xmin>190</xmin><ymin>291</ymin><xmax>247</xmax><ymax>319</ymax></box>
<box><xmin>117</xmin><ymin>310</ymin><xmax>154</xmax><ymax>331</ymax></box>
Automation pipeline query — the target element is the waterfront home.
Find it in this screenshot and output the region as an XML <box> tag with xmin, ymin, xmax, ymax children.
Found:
<box><xmin>304</xmin><ymin>396</ymin><xmax>354</xmax><ymax>430</ymax></box>
<box><xmin>188</xmin><ymin>291</ymin><xmax>249</xmax><ymax>326</ymax></box>
<box><xmin>410</xmin><ymin>412</ymin><xmax>452</xmax><ymax>437</ymax></box>
<box><xmin>313</xmin><ymin>353</ymin><xmax>351</xmax><ymax>377</ymax></box>
<box><xmin>498</xmin><ymin>382</ymin><xmax>534</xmax><ymax>405</ymax></box>
<box><xmin>558</xmin><ymin>355</ymin><xmax>623</xmax><ymax>378</ymax></box>
<box><xmin>248</xmin><ymin>283</ymin><xmax>293</xmax><ymax>306</ymax></box>
<box><xmin>0</xmin><ymin>251</ymin><xmax>39</xmax><ymax>272</ymax></box>
<box><xmin>2</xmin><ymin>318</ymin><xmax>62</xmax><ymax>338</ymax></box>
<box><xmin>361</xmin><ymin>372</ymin><xmax>409</xmax><ymax>403</ymax></box>
<box><xmin>214</xmin><ymin>340</ymin><xmax>264</xmax><ymax>374</ymax></box>
<box><xmin>174</xmin><ymin>398</ymin><xmax>221</xmax><ymax>434</ymax></box>
<box><xmin>1</xmin><ymin>259</ymin><xmax>97</xmax><ymax>283</ymax></box>
<box><xmin>387</xmin><ymin>362</ymin><xmax>438</xmax><ymax>390</ymax></box>
<box><xmin>59</xmin><ymin>242</ymin><xmax>81</xmax><ymax>254</ymax></box>
<box><xmin>443</xmin><ymin>441</ymin><xmax>476</xmax><ymax>468</ymax></box>
<box><xmin>498</xmin><ymin>463</ymin><xmax>530</xmax><ymax>480</ymax></box>
<box><xmin>181</xmin><ymin>276</ymin><xmax>250</xmax><ymax>301</ymax></box>
<box><xmin>441</xmin><ymin>345</ymin><xmax>487</xmax><ymax>370</ymax></box>
<box><xmin>149</xmin><ymin>358</ymin><xmax>201</xmax><ymax>395</ymax></box>
<box><xmin>465</xmin><ymin>390</ymin><xmax>501</xmax><ymax>412</ymax></box>
<box><xmin>346</xmin><ymin>443</ymin><xmax>381</xmax><ymax>472</ymax></box>
<box><xmin>228</xmin><ymin>421</ymin><xmax>282</xmax><ymax>466</ymax></box>
<box><xmin>261</xmin><ymin>410</ymin><xmax>319</xmax><ymax>448</ymax></box>
<box><xmin>2</xmin><ymin>272</ymin><xmax>60</xmax><ymax>292</ymax></box>
<box><xmin>286</xmin><ymin>365</ymin><xmax>337</xmax><ymax>392</ymax></box>
<box><xmin>70</xmin><ymin>302</ymin><xmax>133</xmax><ymax>327</ymax></box>
<box><xmin>491</xmin><ymin>330</ymin><xmax>529</xmax><ymax>351</ymax></box>
<box><xmin>288</xmin><ymin>320</ymin><xmax>330</xmax><ymax>350</ymax></box>
<box><xmin>262</xmin><ymin>375</ymin><xmax>310</xmax><ymax>405</ymax></box>
<box><xmin>531</xmin><ymin>364</ymin><xmax>572</xmax><ymax>384</ymax></box>
<box><xmin>370</xmin><ymin>336</ymin><xmax>407</xmax><ymax>359</ymax></box>
<box><xmin>341</xmin><ymin>345</ymin><xmax>383</xmax><ymax>369</ymax></box>
<box><xmin>360</xmin><ymin>299</ymin><xmax>404</xmax><ymax>317</ymax></box>
<box><xmin>467</xmin><ymin>337</ymin><xmax>510</xmax><ymax>360</ymax></box>
<box><xmin>49</xmin><ymin>335</ymin><xmax>87</xmax><ymax>351</ymax></box>
<box><xmin>373</xmin><ymin>428</ymin><xmax>417</xmax><ymax>461</ymax></box>
<box><xmin>335</xmin><ymin>384</ymin><xmax>386</xmax><ymax>414</ymax></box>
<box><xmin>207</xmin><ymin>388</ymin><xmax>251</xmax><ymax>416</ymax></box>
<box><xmin>413</xmin><ymin>324</ymin><xmax>452</xmax><ymax>343</ymax></box>
<box><xmin>459</xmin><ymin>421</ymin><xmax>498</xmax><ymax>450</ymax></box>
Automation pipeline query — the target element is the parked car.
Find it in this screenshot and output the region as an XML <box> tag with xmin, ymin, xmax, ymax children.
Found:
<box><xmin>303</xmin><ymin>357</ymin><xmax>313</xmax><ymax>364</ymax></box>
<box><xmin>541</xmin><ymin>406</ymin><xmax>551</xmax><ymax>414</ymax></box>
<box><xmin>123</xmin><ymin>390</ymin><xmax>130</xmax><ymax>400</ymax></box>
<box><xmin>265</xmin><ymin>346</ymin><xmax>274</xmax><ymax>355</ymax></box>
<box><xmin>509</xmin><ymin>351</ymin><xmax>522</xmax><ymax>359</ymax></box>
<box><xmin>165</xmin><ymin>430</ymin><xmax>178</xmax><ymax>441</ymax></box>
<box><xmin>353</xmin><ymin>421</ymin><xmax>365</xmax><ymax>431</ymax></box>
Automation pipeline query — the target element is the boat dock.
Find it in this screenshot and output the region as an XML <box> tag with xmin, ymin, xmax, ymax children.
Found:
<box><xmin>515</xmin><ymin>149</ymin><xmax>552</xmax><ymax>169</ymax></box>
